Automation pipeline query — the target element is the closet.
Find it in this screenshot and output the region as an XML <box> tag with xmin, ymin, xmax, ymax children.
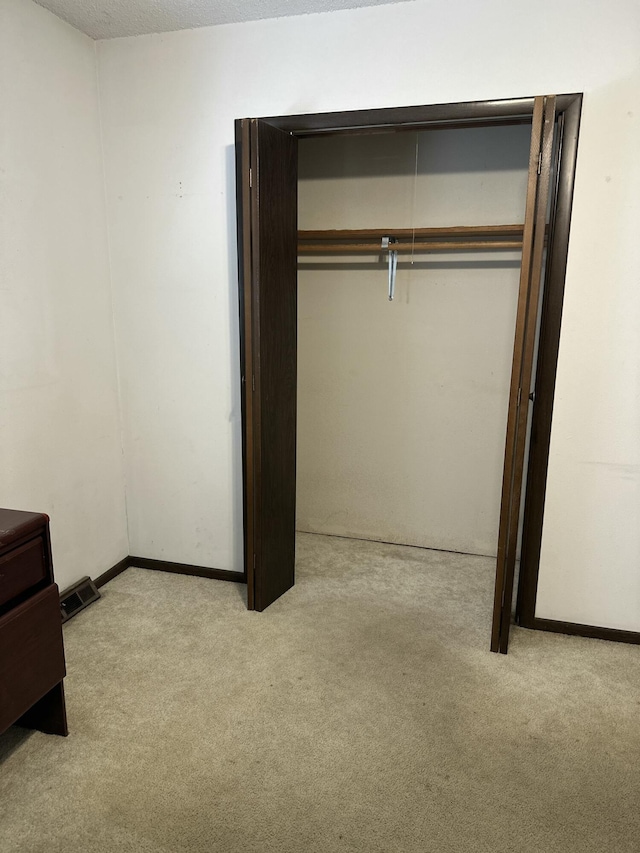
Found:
<box><xmin>297</xmin><ymin>126</ymin><xmax>530</xmax><ymax>559</ymax></box>
<box><xmin>235</xmin><ymin>95</ymin><xmax>582</xmax><ymax>653</ymax></box>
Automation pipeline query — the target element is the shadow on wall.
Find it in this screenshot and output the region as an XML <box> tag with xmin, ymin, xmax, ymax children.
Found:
<box><xmin>225</xmin><ymin>143</ymin><xmax>245</xmax><ymax>576</ymax></box>
<box><xmin>299</xmin><ymin>125</ymin><xmax>533</xmax><ymax>180</ymax></box>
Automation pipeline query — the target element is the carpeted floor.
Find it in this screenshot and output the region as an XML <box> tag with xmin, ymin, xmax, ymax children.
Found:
<box><xmin>1</xmin><ymin>532</ymin><xmax>639</xmax><ymax>852</ymax></box>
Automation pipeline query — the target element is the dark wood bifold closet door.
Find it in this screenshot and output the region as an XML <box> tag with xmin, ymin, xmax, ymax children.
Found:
<box><xmin>236</xmin><ymin>118</ymin><xmax>298</xmax><ymax>611</ymax></box>
<box><xmin>490</xmin><ymin>95</ymin><xmax>557</xmax><ymax>653</ymax></box>
<box><xmin>236</xmin><ymin>95</ymin><xmax>580</xmax><ymax>645</ymax></box>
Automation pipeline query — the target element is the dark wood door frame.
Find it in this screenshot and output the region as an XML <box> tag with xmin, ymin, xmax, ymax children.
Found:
<box><xmin>236</xmin><ymin>93</ymin><xmax>584</xmax><ymax>648</ymax></box>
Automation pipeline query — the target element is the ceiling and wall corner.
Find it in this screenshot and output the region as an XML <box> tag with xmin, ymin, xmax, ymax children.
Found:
<box><xmin>32</xmin><ymin>0</ymin><xmax>417</xmax><ymax>39</ymax></box>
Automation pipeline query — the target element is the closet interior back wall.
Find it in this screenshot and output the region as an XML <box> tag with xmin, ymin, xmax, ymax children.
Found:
<box><xmin>296</xmin><ymin>126</ymin><xmax>531</xmax><ymax>558</ymax></box>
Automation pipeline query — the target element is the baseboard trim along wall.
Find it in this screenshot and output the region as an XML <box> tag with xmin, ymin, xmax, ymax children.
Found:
<box><xmin>129</xmin><ymin>556</ymin><xmax>245</xmax><ymax>584</ymax></box>
<box><xmin>94</xmin><ymin>556</ymin><xmax>245</xmax><ymax>588</ymax></box>
<box><xmin>525</xmin><ymin>617</ymin><xmax>640</xmax><ymax>646</ymax></box>
<box><xmin>94</xmin><ymin>556</ymin><xmax>131</xmax><ymax>588</ymax></box>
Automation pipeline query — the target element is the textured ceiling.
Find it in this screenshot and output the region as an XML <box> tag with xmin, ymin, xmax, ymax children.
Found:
<box><xmin>34</xmin><ymin>0</ymin><xmax>413</xmax><ymax>40</ymax></box>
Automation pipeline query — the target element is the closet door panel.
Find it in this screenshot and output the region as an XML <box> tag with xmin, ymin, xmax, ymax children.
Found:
<box><xmin>491</xmin><ymin>95</ymin><xmax>556</xmax><ymax>653</ymax></box>
<box><xmin>238</xmin><ymin>119</ymin><xmax>298</xmax><ymax>612</ymax></box>
<box><xmin>236</xmin><ymin>119</ymin><xmax>254</xmax><ymax>606</ymax></box>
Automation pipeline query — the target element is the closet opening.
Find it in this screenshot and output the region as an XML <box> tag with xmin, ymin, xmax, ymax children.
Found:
<box><xmin>235</xmin><ymin>95</ymin><xmax>582</xmax><ymax>653</ymax></box>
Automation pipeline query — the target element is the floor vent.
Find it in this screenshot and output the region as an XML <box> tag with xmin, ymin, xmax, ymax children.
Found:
<box><xmin>60</xmin><ymin>576</ymin><xmax>101</xmax><ymax>623</ymax></box>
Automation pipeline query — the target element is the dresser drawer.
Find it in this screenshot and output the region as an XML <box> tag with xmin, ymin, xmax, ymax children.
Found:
<box><xmin>0</xmin><ymin>584</ymin><xmax>66</xmax><ymax>733</ymax></box>
<box><xmin>0</xmin><ymin>537</ymin><xmax>47</xmax><ymax>608</ymax></box>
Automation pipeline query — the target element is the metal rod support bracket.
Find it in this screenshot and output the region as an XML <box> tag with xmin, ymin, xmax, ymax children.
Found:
<box><xmin>382</xmin><ymin>236</ymin><xmax>398</xmax><ymax>301</ymax></box>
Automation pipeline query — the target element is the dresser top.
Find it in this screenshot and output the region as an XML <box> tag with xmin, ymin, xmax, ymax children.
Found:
<box><xmin>0</xmin><ymin>509</ymin><xmax>48</xmax><ymax>549</ymax></box>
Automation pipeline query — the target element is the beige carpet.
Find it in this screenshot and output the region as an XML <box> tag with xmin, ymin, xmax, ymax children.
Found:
<box><xmin>1</xmin><ymin>532</ymin><xmax>639</xmax><ymax>852</ymax></box>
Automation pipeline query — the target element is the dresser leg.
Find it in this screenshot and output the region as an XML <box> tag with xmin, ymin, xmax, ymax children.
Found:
<box><xmin>17</xmin><ymin>682</ymin><xmax>68</xmax><ymax>737</ymax></box>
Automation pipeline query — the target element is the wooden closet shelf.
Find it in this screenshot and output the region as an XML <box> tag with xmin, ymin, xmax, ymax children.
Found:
<box><xmin>298</xmin><ymin>224</ymin><xmax>525</xmax><ymax>254</ymax></box>
<box><xmin>299</xmin><ymin>224</ymin><xmax>524</xmax><ymax>240</ymax></box>
<box><xmin>299</xmin><ymin>240</ymin><xmax>523</xmax><ymax>254</ymax></box>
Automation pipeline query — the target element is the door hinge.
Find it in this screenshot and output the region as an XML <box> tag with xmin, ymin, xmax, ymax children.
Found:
<box><xmin>249</xmin><ymin>167</ymin><xmax>253</xmax><ymax>188</ymax></box>
<box><xmin>253</xmin><ymin>554</ymin><xmax>256</xmax><ymax>569</ymax></box>
<box><xmin>517</xmin><ymin>387</ymin><xmax>522</xmax><ymax>408</ymax></box>
<box><xmin>252</xmin><ymin>375</ymin><xmax>255</xmax><ymax>392</ymax></box>
<box><xmin>537</xmin><ymin>152</ymin><xmax>542</xmax><ymax>175</ymax></box>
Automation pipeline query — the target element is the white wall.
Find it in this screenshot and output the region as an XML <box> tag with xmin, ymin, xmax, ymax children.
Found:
<box><xmin>0</xmin><ymin>0</ymin><xmax>128</xmax><ymax>589</ymax></box>
<box><xmin>97</xmin><ymin>0</ymin><xmax>640</xmax><ymax>630</ymax></box>
<box><xmin>297</xmin><ymin>128</ymin><xmax>529</xmax><ymax>556</ymax></box>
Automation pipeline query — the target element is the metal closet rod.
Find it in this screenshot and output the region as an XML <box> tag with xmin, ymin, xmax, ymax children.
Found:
<box><xmin>298</xmin><ymin>224</ymin><xmax>525</xmax><ymax>254</ymax></box>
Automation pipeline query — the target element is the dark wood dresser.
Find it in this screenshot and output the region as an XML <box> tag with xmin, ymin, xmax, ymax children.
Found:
<box><xmin>0</xmin><ymin>509</ymin><xmax>68</xmax><ymax>737</ymax></box>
